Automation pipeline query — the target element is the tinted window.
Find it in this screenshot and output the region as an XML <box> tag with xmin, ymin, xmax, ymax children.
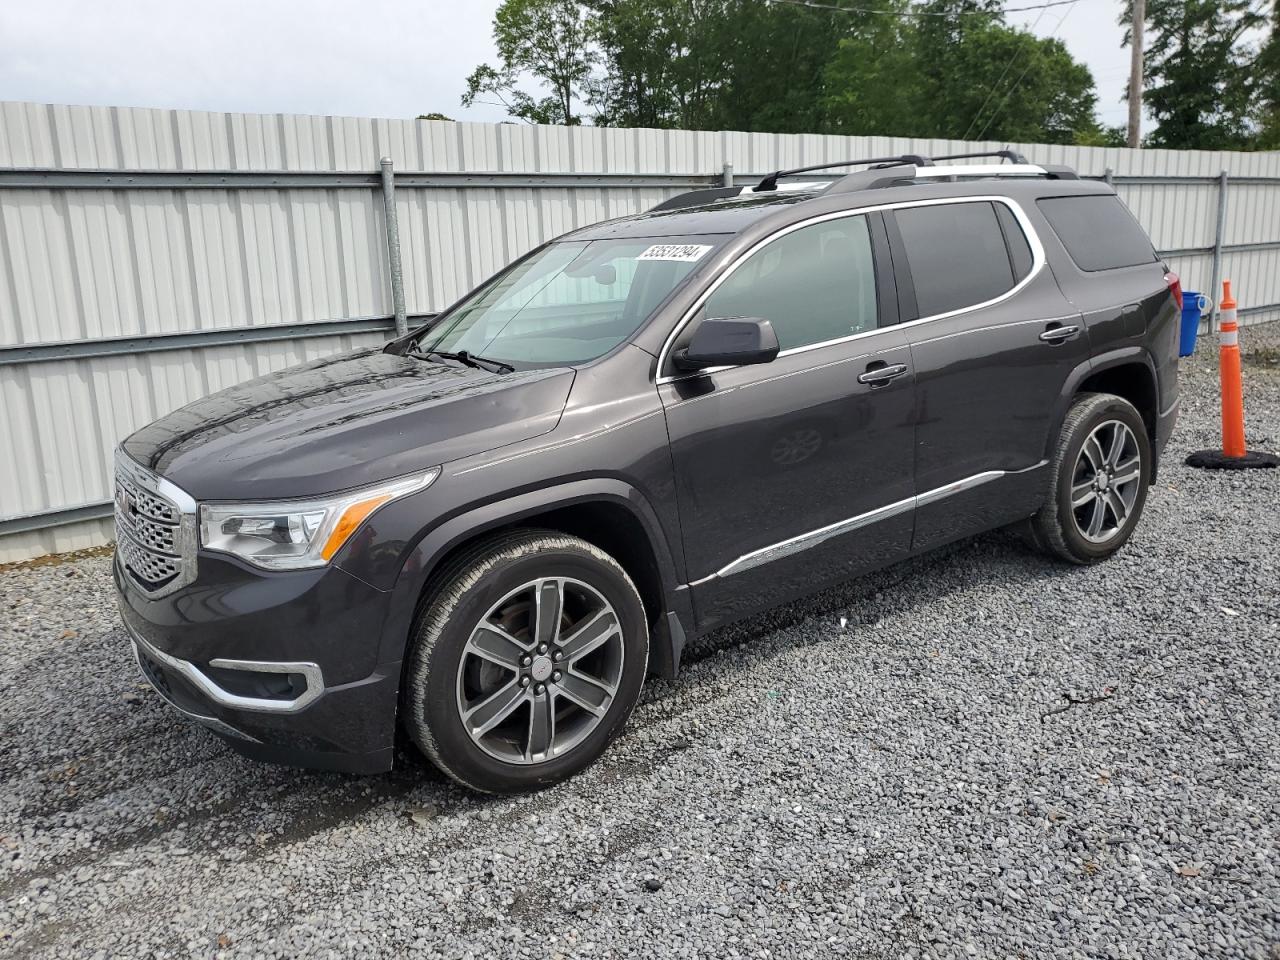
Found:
<box><xmin>1037</xmin><ymin>195</ymin><xmax>1157</xmax><ymax>272</ymax></box>
<box><xmin>895</xmin><ymin>202</ymin><xmax>1015</xmax><ymax>317</ymax></box>
<box><xmin>995</xmin><ymin>203</ymin><xmax>1034</xmax><ymax>281</ymax></box>
<box><xmin>703</xmin><ymin>215</ymin><xmax>877</xmax><ymax>351</ymax></box>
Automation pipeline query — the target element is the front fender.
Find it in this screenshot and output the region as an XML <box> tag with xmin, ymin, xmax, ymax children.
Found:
<box><xmin>370</xmin><ymin>477</ymin><xmax>690</xmax><ymax>671</ymax></box>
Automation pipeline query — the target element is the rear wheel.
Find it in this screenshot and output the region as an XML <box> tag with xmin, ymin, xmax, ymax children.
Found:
<box><xmin>403</xmin><ymin>531</ymin><xmax>648</xmax><ymax>793</ymax></box>
<box><xmin>1026</xmin><ymin>392</ymin><xmax>1151</xmax><ymax>564</ymax></box>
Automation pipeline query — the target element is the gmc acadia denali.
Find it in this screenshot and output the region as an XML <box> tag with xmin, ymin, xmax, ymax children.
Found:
<box><xmin>114</xmin><ymin>152</ymin><xmax>1180</xmax><ymax>792</ymax></box>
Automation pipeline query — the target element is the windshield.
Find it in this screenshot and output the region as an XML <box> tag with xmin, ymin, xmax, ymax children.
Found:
<box><xmin>419</xmin><ymin>235</ymin><xmax>724</xmax><ymax>366</ymax></box>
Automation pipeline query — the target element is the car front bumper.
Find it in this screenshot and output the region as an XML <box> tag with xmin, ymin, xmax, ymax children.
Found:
<box><xmin>115</xmin><ymin>551</ymin><xmax>401</xmax><ymax>774</ymax></box>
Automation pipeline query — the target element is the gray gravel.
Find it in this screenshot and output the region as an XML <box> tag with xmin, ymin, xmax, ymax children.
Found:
<box><xmin>3</xmin><ymin>323</ymin><xmax>1279</xmax><ymax>959</ymax></box>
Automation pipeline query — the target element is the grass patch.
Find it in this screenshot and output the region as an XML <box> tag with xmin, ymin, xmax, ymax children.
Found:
<box><xmin>0</xmin><ymin>543</ymin><xmax>114</xmax><ymax>573</ymax></box>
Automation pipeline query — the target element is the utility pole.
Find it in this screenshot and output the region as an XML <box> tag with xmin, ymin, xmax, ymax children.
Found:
<box><xmin>1127</xmin><ymin>0</ymin><xmax>1145</xmax><ymax>148</ymax></box>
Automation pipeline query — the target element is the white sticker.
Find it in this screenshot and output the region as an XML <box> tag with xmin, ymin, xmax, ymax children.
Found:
<box><xmin>637</xmin><ymin>243</ymin><xmax>712</xmax><ymax>263</ymax></box>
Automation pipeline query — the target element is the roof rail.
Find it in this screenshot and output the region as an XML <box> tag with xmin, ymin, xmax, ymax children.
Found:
<box><xmin>646</xmin><ymin>153</ymin><xmax>1083</xmax><ymax>213</ymax></box>
<box><xmin>929</xmin><ymin>149</ymin><xmax>1029</xmax><ymax>164</ymax></box>
<box><xmin>823</xmin><ymin>160</ymin><xmax>1080</xmax><ymax>194</ymax></box>
<box><xmin>755</xmin><ymin>156</ymin><xmax>930</xmax><ymax>192</ymax></box>
<box><xmin>648</xmin><ymin>185</ymin><xmax>744</xmax><ymax>213</ymax></box>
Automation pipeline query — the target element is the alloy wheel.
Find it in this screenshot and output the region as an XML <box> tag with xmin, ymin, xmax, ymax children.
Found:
<box><xmin>1070</xmin><ymin>419</ymin><xmax>1142</xmax><ymax>544</ymax></box>
<box><xmin>456</xmin><ymin>577</ymin><xmax>625</xmax><ymax>764</ymax></box>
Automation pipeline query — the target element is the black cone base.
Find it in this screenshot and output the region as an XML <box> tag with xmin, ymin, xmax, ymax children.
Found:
<box><xmin>1186</xmin><ymin>449</ymin><xmax>1280</xmax><ymax>470</ymax></box>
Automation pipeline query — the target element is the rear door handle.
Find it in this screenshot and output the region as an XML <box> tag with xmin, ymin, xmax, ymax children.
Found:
<box><xmin>1039</xmin><ymin>323</ymin><xmax>1081</xmax><ymax>343</ymax></box>
<box><xmin>857</xmin><ymin>362</ymin><xmax>909</xmax><ymax>385</ymax></box>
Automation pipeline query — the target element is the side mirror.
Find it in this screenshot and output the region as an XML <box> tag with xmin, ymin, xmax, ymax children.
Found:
<box><xmin>674</xmin><ymin>317</ymin><xmax>780</xmax><ymax>370</ymax></box>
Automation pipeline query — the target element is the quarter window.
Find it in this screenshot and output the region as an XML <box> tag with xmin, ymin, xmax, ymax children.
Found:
<box><xmin>995</xmin><ymin>202</ymin><xmax>1034</xmax><ymax>281</ymax></box>
<box><xmin>895</xmin><ymin>202</ymin><xmax>1018</xmax><ymax>318</ymax></box>
<box><xmin>1037</xmin><ymin>195</ymin><xmax>1157</xmax><ymax>272</ymax></box>
<box><xmin>702</xmin><ymin>215</ymin><xmax>878</xmax><ymax>352</ymax></box>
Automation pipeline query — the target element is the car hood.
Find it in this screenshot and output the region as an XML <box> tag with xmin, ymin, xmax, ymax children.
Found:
<box><xmin>122</xmin><ymin>348</ymin><xmax>575</xmax><ymax>500</ymax></box>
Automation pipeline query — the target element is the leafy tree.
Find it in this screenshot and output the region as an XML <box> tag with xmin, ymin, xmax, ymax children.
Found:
<box><xmin>822</xmin><ymin>1</ymin><xmax>920</xmax><ymax>137</ymax></box>
<box><xmin>587</xmin><ymin>0</ymin><xmax>731</xmax><ymax>128</ymax></box>
<box><xmin>824</xmin><ymin>0</ymin><xmax>1100</xmax><ymax>144</ymax></box>
<box><xmin>589</xmin><ymin>0</ymin><xmax>847</xmax><ymax>132</ymax></box>
<box><xmin>464</xmin><ymin>0</ymin><xmax>1111</xmax><ymax>144</ymax></box>
<box><xmin>463</xmin><ymin>0</ymin><xmax>597</xmax><ymax>125</ymax></box>
<box><xmin>711</xmin><ymin>0</ymin><xmax>851</xmax><ymax>133</ymax></box>
<box><xmin>1122</xmin><ymin>0</ymin><xmax>1266</xmax><ymax>148</ymax></box>
<box><xmin>1072</xmin><ymin>123</ymin><xmax>1130</xmax><ymax>147</ymax></box>
<box><xmin>417</xmin><ymin>113</ymin><xmax>456</xmax><ymax>121</ymax></box>
<box><xmin>1254</xmin><ymin>4</ymin><xmax>1280</xmax><ymax>148</ymax></box>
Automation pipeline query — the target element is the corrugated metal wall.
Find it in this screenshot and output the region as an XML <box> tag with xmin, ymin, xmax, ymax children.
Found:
<box><xmin>3</xmin><ymin>100</ymin><xmax>1279</xmax><ymax>562</ymax></box>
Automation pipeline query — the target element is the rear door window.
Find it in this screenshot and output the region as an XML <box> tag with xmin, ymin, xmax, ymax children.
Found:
<box><xmin>1037</xmin><ymin>195</ymin><xmax>1157</xmax><ymax>272</ymax></box>
<box><xmin>894</xmin><ymin>201</ymin><xmax>1016</xmax><ymax>317</ymax></box>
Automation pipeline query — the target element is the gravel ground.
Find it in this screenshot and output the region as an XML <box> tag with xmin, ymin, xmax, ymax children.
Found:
<box><xmin>2</xmin><ymin>323</ymin><xmax>1279</xmax><ymax>959</ymax></box>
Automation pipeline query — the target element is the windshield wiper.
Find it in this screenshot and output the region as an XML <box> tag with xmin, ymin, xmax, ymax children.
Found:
<box><xmin>409</xmin><ymin>348</ymin><xmax>514</xmax><ymax>374</ymax></box>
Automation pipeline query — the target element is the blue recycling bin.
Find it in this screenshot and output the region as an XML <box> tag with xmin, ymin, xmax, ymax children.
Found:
<box><xmin>1179</xmin><ymin>291</ymin><xmax>1209</xmax><ymax>357</ymax></box>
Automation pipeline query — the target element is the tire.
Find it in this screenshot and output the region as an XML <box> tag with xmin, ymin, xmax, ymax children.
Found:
<box><xmin>402</xmin><ymin>530</ymin><xmax>648</xmax><ymax>793</ymax></box>
<box><xmin>1027</xmin><ymin>392</ymin><xmax>1152</xmax><ymax>565</ymax></box>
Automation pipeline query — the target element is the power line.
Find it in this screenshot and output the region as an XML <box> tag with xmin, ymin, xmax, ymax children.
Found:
<box><xmin>961</xmin><ymin>0</ymin><xmax>1053</xmax><ymax>140</ymax></box>
<box><xmin>765</xmin><ymin>0</ymin><xmax>1083</xmax><ymax>18</ymax></box>
<box><xmin>973</xmin><ymin>0</ymin><xmax>1081</xmax><ymax>140</ymax></box>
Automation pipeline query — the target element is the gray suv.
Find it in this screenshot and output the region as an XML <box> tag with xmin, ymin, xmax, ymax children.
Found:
<box><xmin>114</xmin><ymin>151</ymin><xmax>1181</xmax><ymax>792</ymax></box>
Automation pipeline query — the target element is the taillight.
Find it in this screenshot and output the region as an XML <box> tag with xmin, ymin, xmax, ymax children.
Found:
<box><xmin>1165</xmin><ymin>271</ymin><xmax>1183</xmax><ymax>310</ymax></box>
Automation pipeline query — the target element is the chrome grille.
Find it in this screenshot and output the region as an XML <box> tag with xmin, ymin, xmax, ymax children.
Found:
<box><xmin>116</xmin><ymin>471</ymin><xmax>178</xmax><ymax>524</ymax></box>
<box><xmin>116</xmin><ymin>530</ymin><xmax>181</xmax><ymax>585</ymax></box>
<box><xmin>114</xmin><ymin>451</ymin><xmax>196</xmax><ymax>597</ymax></box>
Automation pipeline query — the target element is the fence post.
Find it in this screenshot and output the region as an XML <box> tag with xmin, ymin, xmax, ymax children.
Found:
<box><xmin>1103</xmin><ymin>167</ymin><xmax>1113</xmax><ymax>186</ymax></box>
<box><xmin>721</xmin><ymin>161</ymin><xmax>734</xmax><ymax>188</ymax></box>
<box><xmin>380</xmin><ymin>157</ymin><xmax>408</xmax><ymax>338</ymax></box>
<box><xmin>1208</xmin><ymin>170</ymin><xmax>1229</xmax><ymax>333</ymax></box>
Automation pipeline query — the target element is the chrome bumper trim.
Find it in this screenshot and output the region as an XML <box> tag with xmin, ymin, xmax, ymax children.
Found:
<box><xmin>130</xmin><ymin>639</ymin><xmax>260</xmax><ymax>742</ymax></box>
<box><xmin>126</xmin><ymin>622</ymin><xmax>325</xmax><ymax>714</ymax></box>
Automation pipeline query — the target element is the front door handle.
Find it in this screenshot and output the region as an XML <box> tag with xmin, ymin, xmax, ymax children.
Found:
<box><xmin>857</xmin><ymin>362</ymin><xmax>909</xmax><ymax>385</ymax></box>
<box><xmin>1039</xmin><ymin>323</ymin><xmax>1081</xmax><ymax>343</ymax></box>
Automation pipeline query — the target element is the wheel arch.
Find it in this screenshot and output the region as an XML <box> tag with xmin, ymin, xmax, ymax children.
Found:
<box><xmin>1049</xmin><ymin>347</ymin><xmax>1161</xmax><ymax>476</ymax></box>
<box><xmin>377</xmin><ymin>478</ymin><xmax>692</xmax><ymax>683</ymax></box>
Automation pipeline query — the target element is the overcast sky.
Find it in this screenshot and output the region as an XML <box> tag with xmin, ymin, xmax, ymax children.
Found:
<box><xmin>0</xmin><ymin>0</ymin><xmax>1133</xmax><ymax>132</ymax></box>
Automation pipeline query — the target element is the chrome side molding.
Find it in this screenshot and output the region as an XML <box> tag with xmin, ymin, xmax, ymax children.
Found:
<box><xmin>708</xmin><ymin>463</ymin><xmax>1045</xmax><ymax>581</ymax></box>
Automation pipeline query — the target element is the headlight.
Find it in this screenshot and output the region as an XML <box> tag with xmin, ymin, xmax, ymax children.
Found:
<box><xmin>199</xmin><ymin>468</ymin><xmax>439</xmax><ymax>570</ymax></box>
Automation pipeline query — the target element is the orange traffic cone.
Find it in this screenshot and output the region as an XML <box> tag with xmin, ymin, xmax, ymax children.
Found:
<box><xmin>1187</xmin><ymin>280</ymin><xmax>1279</xmax><ymax>470</ymax></box>
<box><xmin>1218</xmin><ymin>281</ymin><xmax>1246</xmax><ymax>459</ymax></box>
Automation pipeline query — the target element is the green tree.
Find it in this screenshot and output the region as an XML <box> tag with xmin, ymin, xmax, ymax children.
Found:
<box><xmin>462</xmin><ymin>0</ymin><xmax>597</xmax><ymax>125</ymax></box>
<box><xmin>824</xmin><ymin>0</ymin><xmax>1100</xmax><ymax>144</ymax></box>
<box><xmin>587</xmin><ymin>0</ymin><xmax>731</xmax><ymax>128</ymax></box>
<box><xmin>711</xmin><ymin>0</ymin><xmax>850</xmax><ymax>133</ymax></box>
<box><xmin>1123</xmin><ymin>0</ymin><xmax>1266</xmax><ymax>148</ymax></box>
<box><xmin>464</xmin><ymin>0</ymin><xmax>1110</xmax><ymax>144</ymax></box>
<box><xmin>821</xmin><ymin>0</ymin><xmax>920</xmax><ymax>137</ymax></box>
<box><xmin>589</xmin><ymin>0</ymin><xmax>848</xmax><ymax>132</ymax></box>
<box><xmin>1254</xmin><ymin>4</ymin><xmax>1280</xmax><ymax>148</ymax></box>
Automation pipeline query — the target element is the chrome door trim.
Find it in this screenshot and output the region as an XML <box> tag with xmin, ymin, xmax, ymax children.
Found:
<box><xmin>655</xmin><ymin>195</ymin><xmax>1047</xmax><ymax>385</ymax></box>
<box><xmin>695</xmin><ymin>462</ymin><xmax>1046</xmax><ymax>583</ymax></box>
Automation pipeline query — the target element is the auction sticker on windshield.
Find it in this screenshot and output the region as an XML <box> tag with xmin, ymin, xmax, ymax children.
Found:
<box><xmin>637</xmin><ymin>243</ymin><xmax>713</xmax><ymax>262</ymax></box>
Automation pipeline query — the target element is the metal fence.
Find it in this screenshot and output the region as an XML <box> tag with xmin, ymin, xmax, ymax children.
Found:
<box><xmin>2</xmin><ymin>100</ymin><xmax>1280</xmax><ymax>563</ymax></box>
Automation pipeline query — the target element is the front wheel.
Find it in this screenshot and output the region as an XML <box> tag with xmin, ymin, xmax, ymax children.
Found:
<box><xmin>402</xmin><ymin>531</ymin><xmax>648</xmax><ymax>793</ymax></box>
<box><xmin>1026</xmin><ymin>392</ymin><xmax>1152</xmax><ymax>564</ymax></box>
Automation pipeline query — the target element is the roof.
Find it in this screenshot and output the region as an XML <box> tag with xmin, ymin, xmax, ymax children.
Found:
<box><xmin>559</xmin><ymin>159</ymin><xmax>1112</xmax><ymax>242</ymax></box>
<box><xmin>562</xmin><ymin>192</ymin><xmax>812</xmax><ymax>241</ymax></box>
